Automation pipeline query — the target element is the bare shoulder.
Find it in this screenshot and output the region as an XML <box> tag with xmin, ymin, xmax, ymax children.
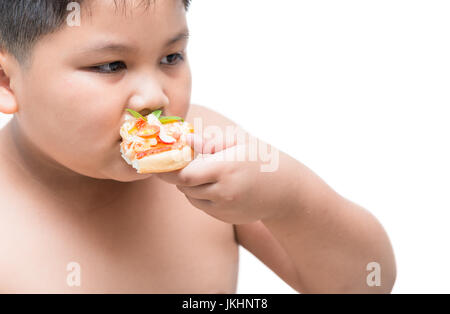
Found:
<box><xmin>186</xmin><ymin>104</ymin><xmax>237</xmax><ymax>128</ymax></box>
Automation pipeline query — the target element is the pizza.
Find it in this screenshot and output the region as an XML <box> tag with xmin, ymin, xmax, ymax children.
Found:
<box><xmin>120</xmin><ymin>109</ymin><xmax>194</xmax><ymax>174</ymax></box>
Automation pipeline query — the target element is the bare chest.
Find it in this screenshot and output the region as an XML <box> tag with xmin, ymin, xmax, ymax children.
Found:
<box><xmin>0</xmin><ymin>181</ymin><xmax>239</xmax><ymax>293</ymax></box>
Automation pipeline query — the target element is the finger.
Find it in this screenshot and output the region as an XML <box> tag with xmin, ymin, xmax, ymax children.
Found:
<box><xmin>155</xmin><ymin>169</ymin><xmax>185</xmax><ymax>185</ymax></box>
<box><xmin>156</xmin><ymin>156</ymin><xmax>220</xmax><ymax>187</ymax></box>
<box><xmin>185</xmin><ymin>195</ymin><xmax>215</xmax><ymax>211</ymax></box>
<box><xmin>176</xmin><ymin>183</ymin><xmax>218</xmax><ymax>201</ymax></box>
<box><xmin>187</xmin><ymin>133</ymin><xmax>237</xmax><ymax>155</ymax></box>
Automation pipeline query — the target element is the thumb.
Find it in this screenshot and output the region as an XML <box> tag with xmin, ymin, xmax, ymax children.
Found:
<box><xmin>187</xmin><ymin>132</ymin><xmax>237</xmax><ymax>155</ymax></box>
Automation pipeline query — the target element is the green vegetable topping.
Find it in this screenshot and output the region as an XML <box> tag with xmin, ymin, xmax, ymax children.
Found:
<box><xmin>159</xmin><ymin>116</ymin><xmax>184</xmax><ymax>124</ymax></box>
<box><xmin>151</xmin><ymin>110</ymin><xmax>162</xmax><ymax>119</ymax></box>
<box><xmin>126</xmin><ymin>108</ymin><xmax>184</xmax><ymax>124</ymax></box>
<box><xmin>125</xmin><ymin>109</ymin><xmax>147</xmax><ymax>121</ymax></box>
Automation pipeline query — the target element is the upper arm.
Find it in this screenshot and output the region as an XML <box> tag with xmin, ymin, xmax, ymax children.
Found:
<box><xmin>234</xmin><ymin>222</ymin><xmax>302</xmax><ymax>293</ymax></box>
<box><xmin>186</xmin><ymin>104</ymin><xmax>237</xmax><ymax>131</ymax></box>
<box><xmin>187</xmin><ymin>104</ymin><xmax>302</xmax><ymax>293</ymax></box>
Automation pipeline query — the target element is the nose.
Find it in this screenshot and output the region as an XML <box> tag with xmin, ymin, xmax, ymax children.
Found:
<box><xmin>126</xmin><ymin>77</ymin><xmax>169</xmax><ymax>117</ymax></box>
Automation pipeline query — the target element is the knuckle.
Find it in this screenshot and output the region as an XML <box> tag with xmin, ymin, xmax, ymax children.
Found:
<box><xmin>219</xmin><ymin>190</ymin><xmax>235</xmax><ymax>202</ymax></box>
<box><xmin>179</xmin><ymin>175</ymin><xmax>190</xmax><ymax>186</ymax></box>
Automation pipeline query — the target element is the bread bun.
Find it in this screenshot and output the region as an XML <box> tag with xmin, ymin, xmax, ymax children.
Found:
<box><xmin>121</xmin><ymin>144</ymin><xmax>193</xmax><ymax>174</ymax></box>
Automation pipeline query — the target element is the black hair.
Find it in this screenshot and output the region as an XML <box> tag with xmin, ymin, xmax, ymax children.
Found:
<box><xmin>0</xmin><ymin>0</ymin><xmax>191</xmax><ymax>65</ymax></box>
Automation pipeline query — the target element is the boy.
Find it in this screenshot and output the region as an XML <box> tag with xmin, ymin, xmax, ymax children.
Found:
<box><xmin>0</xmin><ymin>0</ymin><xmax>396</xmax><ymax>293</ymax></box>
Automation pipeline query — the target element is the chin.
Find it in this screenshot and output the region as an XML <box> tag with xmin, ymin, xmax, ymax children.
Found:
<box><xmin>111</xmin><ymin>167</ymin><xmax>154</xmax><ymax>183</ymax></box>
<box><xmin>109</xmin><ymin>173</ymin><xmax>153</xmax><ymax>183</ymax></box>
<box><xmin>101</xmin><ymin>156</ymin><xmax>154</xmax><ymax>183</ymax></box>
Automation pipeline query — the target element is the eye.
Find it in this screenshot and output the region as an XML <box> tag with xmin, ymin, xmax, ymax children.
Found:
<box><xmin>90</xmin><ymin>61</ymin><xmax>127</xmax><ymax>73</ymax></box>
<box><xmin>161</xmin><ymin>52</ymin><xmax>185</xmax><ymax>66</ymax></box>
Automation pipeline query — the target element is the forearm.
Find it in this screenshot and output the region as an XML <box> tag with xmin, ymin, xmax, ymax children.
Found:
<box><xmin>261</xmin><ymin>154</ymin><xmax>397</xmax><ymax>293</ymax></box>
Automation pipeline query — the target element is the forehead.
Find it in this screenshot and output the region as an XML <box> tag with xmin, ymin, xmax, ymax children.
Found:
<box><xmin>37</xmin><ymin>0</ymin><xmax>188</xmax><ymax>56</ymax></box>
<box><xmin>79</xmin><ymin>0</ymin><xmax>186</xmax><ymax>28</ymax></box>
<box><xmin>81</xmin><ymin>0</ymin><xmax>176</xmax><ymax>17</ymax></box>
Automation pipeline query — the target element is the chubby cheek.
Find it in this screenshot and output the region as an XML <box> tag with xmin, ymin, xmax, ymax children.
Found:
<box><xmin>56</xmin><ymin>74</ymin><xmax>122</xmax><ymax>143</ymax></box>
<box><xmin>20</xmin><ymin>71</ymin><xmax>122</xmax><ymax>168</ymax></box>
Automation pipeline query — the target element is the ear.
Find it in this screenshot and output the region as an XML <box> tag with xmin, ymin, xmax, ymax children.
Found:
<box><xmin>0</xmin><ymin>50</ymin><xmax>19</xmax><ymax>114</ymax></box>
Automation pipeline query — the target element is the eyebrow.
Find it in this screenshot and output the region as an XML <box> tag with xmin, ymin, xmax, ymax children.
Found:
<box><xmin>165</xmin><ymin>30</ymin><xmax>190</xmax><ymax>46</ymax></box>
<box><xmin>78</xmin><ymin>30</ymin><xmax>190</xmax><ymax>55</ymax></box>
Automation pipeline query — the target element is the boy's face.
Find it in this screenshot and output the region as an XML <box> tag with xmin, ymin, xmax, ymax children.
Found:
<box><xmin>6</xmin><ymin>0</ymin><xmax>191</xmax><ymax>182</ymax></box>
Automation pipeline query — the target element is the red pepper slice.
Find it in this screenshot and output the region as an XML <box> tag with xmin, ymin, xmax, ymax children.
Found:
<box><xmin>135</xmin><ymin>146</ymin><xmax>172</xmax><ymax>159</ymax></box>
<box><xmin>137</xmin><ymin>124</ymin><xmax>160</xmax><ymax>138</ymax></box>
<box><xmin>135</xmin><ymin>118</ymin><xmax>147</xmax><ymax>130</ymax></box>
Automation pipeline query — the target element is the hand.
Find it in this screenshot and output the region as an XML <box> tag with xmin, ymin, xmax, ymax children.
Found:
<box><xmin>156</xmin><ymin>131</ymin><xmax>296</xmax><ymax>224</ymax></box>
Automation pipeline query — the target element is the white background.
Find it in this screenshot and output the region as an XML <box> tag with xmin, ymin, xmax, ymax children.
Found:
<box><xmin>186</xmin><ymin>0</ymin><xmax>450</xmax><ymax>294</ymax></box>
<box><xmin>1</xmin><ymin>0</ymin><xmax>450</xmax><ymax>293</ymax></box>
